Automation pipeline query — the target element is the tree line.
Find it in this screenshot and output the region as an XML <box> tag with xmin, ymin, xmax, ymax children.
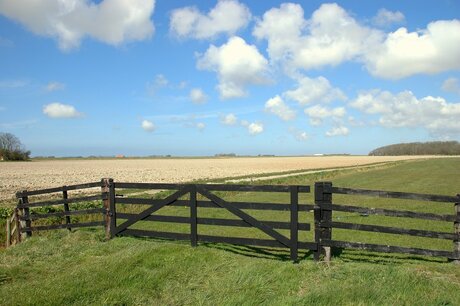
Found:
<box><xmin>0</xmin><ymin>132</ymin><xmax>30</xmax><ymax>161</ymax></box>
<box><xmin>369</xmin><ymin>141</ymin><xmax>460</xmax><ymax>156</ymax></box>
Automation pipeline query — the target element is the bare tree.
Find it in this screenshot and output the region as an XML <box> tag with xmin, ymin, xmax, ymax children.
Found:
<box><xmin>0</xmin><ymin>132</ymin><xmax>30</xmax><ymax>161</ymax></box>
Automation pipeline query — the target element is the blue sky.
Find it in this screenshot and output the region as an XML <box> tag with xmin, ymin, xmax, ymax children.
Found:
<box><xmin>0</xmin><ymin>0</ymin><xmax>459</xmax><ymax>157</ymax></box>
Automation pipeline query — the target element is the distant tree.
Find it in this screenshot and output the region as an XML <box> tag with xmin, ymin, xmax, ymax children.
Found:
<box><xmin>0</xmin><ymin>132</ymin><xmax>30</xmax><ymax>161</ymax></box>
<box><xmin>369</xmin><ymin>141</ymin><xmax>460</xmax><ymax>156</ymax></box>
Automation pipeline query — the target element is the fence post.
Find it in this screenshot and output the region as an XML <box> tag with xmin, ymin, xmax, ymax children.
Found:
<box><xmin>63</xmin><ymin>186</ymin><xmax>71</xmax><ymax>231</ymax></box>
<box><xmin>290</xmin><ymin>185</ymin><xmax>299</xmax><ymax>262</ymax></box>
<box><xmin>190</xmin><ymin>185</ymin><xmax>197</xmax><ymax>247</ymax></box>
<box><xmin>6</xmin><ymin>213</ymin><xmax>11</xmax><ymax>247</ymax></box>
<box><xmin>314</xmin><ymin>182</ymin><xmax>332</xmax><ymax>262</ymax></box>
<box><xmin>14</xmin><ymin>208</ymin><xmax>21</xmax><ymax>244</ymax></box>
<box><xmin>101</xmin><ymin>178</ymin><xmax>114</xmax><ymax>240</ymax></box>
<box><xmin>453</xmin><ymin>196</ymin><xmax>460</xmax><ymax>264</ymax></box>
<box><xmin>20</xmin><ymin>191</ymin><xmax>32</xmax><ymax>238</ymax></box>
<box><xmin>109</xmin><ymin>178</ymin><xmax>116</xmax><ymax>239</ymax></box>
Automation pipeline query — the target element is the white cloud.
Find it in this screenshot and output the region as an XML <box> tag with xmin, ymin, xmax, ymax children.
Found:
<box><xmin>45</xmin><ymin>81</ymin><xmax>65</xmax><ymax>92</ymax></box>
<box><xmin>0</xmin><ymin>0</ymin><xmax>155</xmax><ymax>51</ymax></box>
<box><xmin>254</xmin><ymin>3</ymin><xmax>460</xmax><ymax>79</ymax></box>
<box><xmin>189</xmin><ymin>88</ymin><xmax>208</xmax><ymax>104</ymax></box>
<box><xmin>141</xmin><ymin>119</ymin><xmax>155</xmax><ymax>132</ymax></box>
<box><xmin>304</xmin><ymin>105</ymin><xmax>346</xmax><ymax>125</ymax></box>
<box><xmin>365</xmin><ymin>20</ymin><xmax>460</xmax><ymax>79</ymax></box>
<box><xmin>264</xmin><ymin>95</ymin><xmax>296</xmax><ymax>121</ymax></box>
<box><xmin>147</xmin><ymin>74</ymin><xmax>169</xmax><ymax>95</ymax></box>
<box><xmin>43</xmin><ymin>102</ymin><xmax>82</xmax><ymax>118</ymax></box>
<box><xmin>442</xmin><ymin>77</ymin><xmax>460</xmax><ymax>95</ymax></box>
<box><xmin>248</xmin><ymin>122</ymin><xmax>263</xmax><ymax>135</ymax></box>
<box><xmin>284</xmin><ymin>75</ymin><xmax>346</xmax><ymax>105</ymax></box>
<box><xmin>221</xmin><ymin>113</ymin><xmax>237</xmax><ymax>125</ymax></box>
<box><xmin>350</xmin><ymin>89</ymin><xmax>460</xmax><ymax>137</ymax></box>
<box><xmin>326</xmin><ymin>126</ymin><xmax>349</xmax><ymax>137</ymax></box>
<box><xmin>196</xmin><ymin>122</ymin><xmax>205</xmax><ymax>131</ymax></box>
<box><xmin>253</xmin><ymin>3</ymin><xmax>382</xmax><ymax>73</ymax></box>
<box><xmin>289</xmin><ymin>127</ymin><xmax>309</xmax><ymax>142</ymax></box>
<box><xmin>197</xmin><ymin>36</ymin><xmax>269</xmax><ymax>99</ymax></box>
<box><xmin>372</xmin><ymin>9</ymin><xmax>405</xmax><ymax>27</ymax></box>
<box><xmin>170</xmin><ymin>0</ymin><xmax>251</xmax><ymax>40</ymax></box>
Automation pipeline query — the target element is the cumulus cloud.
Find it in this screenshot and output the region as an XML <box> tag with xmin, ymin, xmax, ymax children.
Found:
<box><xmin>326</xmin><ymin>126</ymin><xmax>349</xmax><ymax>137</ymax></box>
<box><xmin>221</xmin><ymin>113</ymin><xmax>238</xmax><ymax>125</ymax></box>
<box><xmin>197</xmin><ymin>36</ymin><xmax>269</xmax><ymax>99</ymax></box>
<box><xmin>141</xmin><ymin>119</ymin><xmax>155</xmax><ymax>132</ymax></box>
<box><xmin>264</xmin><ymin>95</ymin><xmax>296</xmax><ymax>121</ymax></box>
<box><xmin>45</xmin><ymin>81</ymin><xmax>65</xmax><ymax>92</ymax></box>
<box><xmin>43</xmin><ymin>102</ymin><xmax>82</xmax><ymax>118</ymax></box>
<box><xmin>289</xmin><ymin>127</ymin><xmax>309</xmax><ymax>142</ymax></box>
<box><xmin>372</xmin><ymin>9</ymin><xmax>405</xmax><ymax>27</ymax></box>
<box><xmin>170</xmin><ymin>0</ymin><xmax>251</xmax><ymax>39</ymax></box>
<box><xmin>253</xmin><ymin>3</ymin><xmax>460</xmax><ymax>79</ymax></box>
<box><xmin>189</xmin><ymin>88</ymin><xmax>208</xmax><ymax>104</ymax></box>
<box><xmin>284</xmin><ymin>75</ymin><xmax>346</xmax><ymax>105</ymax></box>
<box><xmin>0</xmin><ymin>0</ymin><xmax>155</xmax><ymax>51</ymax></box>
<box><xmin>196</xmin><ymin>122</ymin><xmax>206</xmax><ymax>131</ymax></box>
<box><xmin>365</xmin><ymin>20</ymin><xmax>460</xmax><ymax>79</ymax></box>
<box><xmin>442</xmin><ymin>77</ymin><xmax>460</xmax><ymax>95</ymax></box>
<box><xmin>248</xmin><ymin>122</ymin><xmax>263</xmax><ymax>135</ymax></box>
<box><xmin>304</xmin><ymin>105</ymin><xmax>346</xmax><ymax>126</ymax></box>
<box><xmin>147</xmin><ymin>74</ymin><xmax>169</xmax><ymax>95</ymax></box>
<box><xmin>350</xmin><ymin>89</ymin><xmax>460</xmax><ymax>137</ymax></box>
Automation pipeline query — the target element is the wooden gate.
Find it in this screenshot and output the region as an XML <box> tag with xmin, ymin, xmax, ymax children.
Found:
<box><xmin>111</xmin><ymin>182</ymin><xmax>316</xmax><ymax>261</ymax></box>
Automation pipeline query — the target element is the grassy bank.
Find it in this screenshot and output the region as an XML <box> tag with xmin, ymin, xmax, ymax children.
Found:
<box><xmin>0</xmin><ymin>158</ymin><xmax>459</xmax><ymax>305</ymax></box>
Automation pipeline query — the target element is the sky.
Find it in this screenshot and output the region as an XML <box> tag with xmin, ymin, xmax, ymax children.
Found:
<box><xmin>0</xmin><ymin>0</ymin><xmax>459</xmax><ymax>157</ymax></box>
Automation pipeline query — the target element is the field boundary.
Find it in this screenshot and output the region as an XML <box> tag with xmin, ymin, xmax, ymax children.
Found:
<box><xmin>7</xmin><ymin>179</ymin><xmax>460</xmax><ymax>263</ymax></box>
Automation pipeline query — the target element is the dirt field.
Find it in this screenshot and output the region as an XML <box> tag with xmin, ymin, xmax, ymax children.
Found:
<box><xmin>0</xmin><ymin>155</ymin><xmax>443</xmax><ymax>201</ymax></box>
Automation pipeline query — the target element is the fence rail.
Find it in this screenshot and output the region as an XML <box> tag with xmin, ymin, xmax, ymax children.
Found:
<box><xmin>6</xmin><ymin>178</ymin><xmax>460</xmax><ymax>264</ymax></box>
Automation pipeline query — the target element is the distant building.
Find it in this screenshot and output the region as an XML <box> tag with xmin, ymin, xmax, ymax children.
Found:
<box><xmin>115</xmin><ymin>154</ymin><xmax>125</xmax><ymax>158</ymax></box>
<box><xmin>313</xmin><ymin>153</ymin><xmax>324</xmax><ymax>156</ymax></box>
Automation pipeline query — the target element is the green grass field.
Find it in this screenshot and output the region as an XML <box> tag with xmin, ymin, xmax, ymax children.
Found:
<box><xmin>0</xmin><ymin>158</ymin><xmax>459</xmax><ymax>305</ymax></box>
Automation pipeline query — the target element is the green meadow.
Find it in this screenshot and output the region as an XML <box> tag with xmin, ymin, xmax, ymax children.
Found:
<box><xmin>1</xmin><ymin>158</ymin><xmax>459</xmax><ymax>305</ymax></box>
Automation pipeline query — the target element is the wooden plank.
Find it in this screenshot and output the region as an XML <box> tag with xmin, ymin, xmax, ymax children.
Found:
<box><xmin>16</xmin><ymin>182</ymin><xmax>101</xmax><ymax>197</ymax></box>
<box><xmin>17</xmin><ymin>195</ymin><xmax>103</xmax><ymax>209</ymax></box>
<box><xmin>14</xmin><ymin>208</ymin><xmax>21</xmax><ymax>243</ymax></box>
<box><xmin>116</xmin><ymin>198</ymin><xmax>314</xmax><ymax>212</ymax></box>
<box><xmin>328</xmin><ymin>204</ymin><xmax>455</xmax><ymax>222</ymax></box>
<box><xmin>108</xmin><ymin>178</ymin><xmax>116</xmax><ymax>238</ymax></box>
<box><xmin>21</xmin><ymin>221</ymin><xmax>105</xmax><ymax>232</ymax></box>
<box><xmin>453</xmin><ymin>200</ymin><xmax>460</xmax><ymax>262</ymax></box>
<box><xmin>120</xmin><ymin>229</ymin><xmax>190</xmax><ymax>240</ymax></box>
<box><xmin>190</xmin><ymin>186</ymin><xmax>197</xmax><ymax>247</ymax></box>
<box><xmin>63</xmin><ymin>188</ymin><xmax>71</xmax><ymax>231</ymax></box>
<box><xmin>331</xmin><ymin>187</ymin><xmax>458</xmax><ymax>203</ymax></box>
<box><xmin>290</xmin><ymin>186</ymin><xmax>298</xmax><ymax>262</ymax></box>
<box><xmin>116</xmin><ymin>213</ymin><xmax>310</xmax><ymax>231</ymax></box>
<box><xmin>114</xmin><ymin>188</ymin><xmax>190</xmax><ymax>235</ymax></box>
<box><xmin>20</xmin><ymin>208</ymin><xmax>105</xmax><ymax>220</ymax></box>
<box><xmin>115</xmin><ymin>182</ymin><xmax>310</xmax><ymax>193</ymax></box>
<box><xmin>314</xmin><ymin>182</ymin><xmax>332</xmax><ymax>261</ymax></box>
<box><xmin>322</xmin><ymin>239</ymin><xmax>453</xmax><ymax>258</ymax></box>
<box><xmin>323</xmin><ymin>221</ymin><xmax>455</xmax><ymax>240</ymax></box>
<box><xmin>197</xmin><ymin>186</ymin><xmax>291</xmax><ymax>248</ymax></box>
<box><xmin>6</xmin><ymin>215</ymin><xmax>11</xmax><ymax>247</ymax></box>
<box><xmin>21</xmin><ymin>193</ymin><xmax>32</xmax><ymax>238</ymax></box>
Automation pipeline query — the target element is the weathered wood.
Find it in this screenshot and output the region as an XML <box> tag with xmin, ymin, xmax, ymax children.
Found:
<box><xmin>20</xmin><ymin>208</ymin><xmax>105</xmax><ymax>220</ymax></box>
<box><xmin>108</xmin><ymin>178</ymin><xmax>116</xmax><ymax>238</ymax></box>
<box><xmin>16</xmin><ymin>182</ymin><xmax>101</xmax><ymax>197</ymax></box>
<box><xmin>190</xmin><ymin>186</ymin><xmax>197</xmax><ymax>247</ymax></box>
<box><xmin>114</xmin><ymin>188</ymin><xmax>190</xmax><ymax>235</ymax></box>
<box><xmin>62</xmin><ymin>187</ymin><xmax>71</xmax><ymax>232</ymax></box>
<box><xmin>290</xmin><ymin>186</ymin><xmax>298</xmax><ymax>262</ymax></box>
<box><xmin>197</xmin><ymin>186</ymin><xmax>291</xmax><ymax>248</ymax></box>
<box><xmin>14</xmin><ymin>208</ymin><xmax>21</xmax><ymax>243</ymax></box>
<box><xmin>323</xmin><ymin>221</ymin><xmax>455</xmax><ymax>240</ymax></box>
<box><xmin>20</xmin><ymin>191</ymin><xmax>32</xmax><ymax>238</ymax></box>
<box><xmin>17</xmin><ymin>194</ymin><xmax>103</xmax><ymax>209</ymax></box>
<box><xmin>322</xmin><ymin>239</ymin><xmax>453</xmax><ymax>258</ymax></box>
<box><xmin>452</xmin><ymin>199</ymin><xmax>460</xmax><ymax>263</ymax></box>
<box><xmin>115</xmin><ymin>182</ymin><xmax>310</xmax><ymax>193</ymax></box>
<box><xmin>21</xmin><ymin>221</ymin><xmax>105</xmax><ymax>232</ymax></box>
<box><xmin>313</xmin><ymin>205</ymin><xmax>321</xmax><ymax>261</ymax></box>
<box><xmin>331</xmin><ymin>187</ymin><xmax>458</xmax><ymax>203</ymax></box>
<box><xmin>101</xmin><ymin>179</ymin><xmax>111</xmax><ymax>240</ymax></box>
<box><xmin>116</xmin><ymin>214</ymin><xmax>310</xmax><ymax>231</ymax></box>
<box><xmin>116</xmin><ymin>197</ymin><xmax>314</xmax><ymax>212</ymax></box>
<box><xmin>328</xmin><ymin>204</ymin><xmax>455</xmax><ymax>222</ymax></box>
<box><xmin>315</xmin><ymin>182</ymin><xmax>332</xmax><ymax>261</ymax></box>
<box><xmin>6</xmin><ymin>214</ymin><xmax>11</xmax><ymax>247</ymax></box>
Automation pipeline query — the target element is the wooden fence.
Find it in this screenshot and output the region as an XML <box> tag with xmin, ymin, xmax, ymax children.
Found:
<box><xmin>6</xmin><ymin>179</ymin><xmax>460</xmax><ymax>263</ymax></box>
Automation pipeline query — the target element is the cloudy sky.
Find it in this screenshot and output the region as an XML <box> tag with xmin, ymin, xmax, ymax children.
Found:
<box><xmin>0</xmin><ymin>0</ymin><xmax>459</xmax><ymax>157</ymax></box>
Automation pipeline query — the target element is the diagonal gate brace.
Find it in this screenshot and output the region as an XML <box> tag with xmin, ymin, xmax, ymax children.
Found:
<box><xmin>115</xmin><ymin>187</ymin><xmax>190</xmax><ymax>235</ymax></box>
<box><xmin>197</xmin><ymin>186</ymin><xmax>291</xmax><ymax>248</ymax></box>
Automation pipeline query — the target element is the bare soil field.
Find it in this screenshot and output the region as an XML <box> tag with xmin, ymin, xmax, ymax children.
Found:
<box><xmin>0</xmin><ymin>155</ymin><xmax>443</xmax><ymax>200</ymax></box>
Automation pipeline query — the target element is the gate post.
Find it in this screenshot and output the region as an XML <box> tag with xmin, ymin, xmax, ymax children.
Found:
<box><xmin>19</xmin><ymin>190</ymin><xmax>32</xmax><ymax>239</ymax></box>
<box><xmin>453</xmin><ymin>195</ymin><xmax>460</xmax><ymax>264</ymax></box>
<box><xmin>190</xmin><ymin>185</ymin><xmax>198</xmax><ymax>247</ymax></box>
<box><xmin>102</xmin><ymin>178</ymin><xmax>116</xmax><ymax>239</ymax></box>
<box><xmin>290</xmin><ymin>185</ymin><xmax>299</xmax><ymax>262</ymax></box>
<box><xmin>314</xmin><ymin>182</ymin><xmax>332</xmax><ymax>262</ymax></box>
